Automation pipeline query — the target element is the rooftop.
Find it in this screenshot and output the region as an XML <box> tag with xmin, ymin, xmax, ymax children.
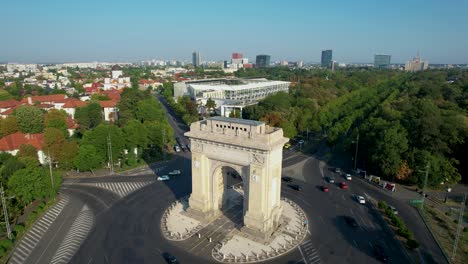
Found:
<box><xmin>209</xmin><ymin>116</ymin><xmax>264</xmax><ymax>126</ymax></box>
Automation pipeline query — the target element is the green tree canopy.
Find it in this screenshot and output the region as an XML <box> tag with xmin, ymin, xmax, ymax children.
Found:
<box><xmin>14</xmin><ymin>105</ymin><xmax>44</xmax><ymax>133</ymax></box>
<box><xmin>74</xmin><ymin>144</ymin><xmax>103</xmax><ymax>171</ymax></box>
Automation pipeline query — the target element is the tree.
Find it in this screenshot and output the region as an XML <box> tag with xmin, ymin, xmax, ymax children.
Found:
<box><xmin>117</xmin><ymin>88</ymin><xmax>148</xmax><ymax>126</ymax></box>
<box><xmin>43</xmin><ymin>128</ymin><xmax>78</xmax><ymax>169</ymax></box>
<box><xmin>74</xmin><ymin>145</ymin><xmax>103</xmax><ymax>171</ymax></box>
<box><xmin>0</xmin><ymin>116</ymin><xmax>19</xmax><ymax>137</ymax></box>
<box><xmin>122</xmin><ymin>120</ymin><xmax>149</xmax><ymax>157</ymax></box>
<box><xmin>228</xmin><ymin>109</ymin><xmax>241</xmax><ymax>118</ymax></box>
<box><xmin>75</xmin><ymin>102</ymin><xmax>103</xmax><ymax>132</ymax></box>
<box><xmin>17</xmin><ymin>144</ymin><xmax>38</xmax><ymax>160</ymax></box>
<box><xmin>14</xmin><ymin>105</ymin><xmax>44</xmax><ymax>133</ymax></box>
<box><xmin>135</xmin><ymin>98</ymin><xmax>165</xmax><ymax>122</ymax></box>
<box><xmin>205</xmin><ymin>98</ymin><xmax>216</xmax><ymax>113</ymax></box>
<box><xmin>44</xmin><ymin>109</ymin><xmax>68</xmax><ymax>137</ymax></box>
<box><xmin>0</xmin><ymin>158</ymin><xmax>25</xmax><ymax>184</ymax></box>
<box><xmin>7</xmin><ymin>166</ymin><xmax>61</xmax><ymax>207</ymax></box>
<box><xmin>81</xmin><ymin>124</ymin><xmax>125</xmax><ymax>163</ymax></box>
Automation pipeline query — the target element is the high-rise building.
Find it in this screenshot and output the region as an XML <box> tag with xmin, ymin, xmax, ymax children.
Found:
<box><xmin>192</xmin><ymin>51</ymin><xmax>200</xmax><ymax>67</ymax></box>
<box><xmin>232</xmin><ymin>53</ymin><xmax>243</xmax><ymax>59</ymax></box>
<box><xmin>255</xmin><ymin>55</ymin><xmax>271</xmax><ymax>68</ymax></box>
<box><xmin>374</xmin><ymin>55</ymin><xmax>391</xmax><ymax>69</ymax></box>
<box><xmin>321</xmin><ymin>50</ymin><xmax>333</xmax><ymax>68</ymax></box>
<box><xmin>405</xmin><ymin>53</ymin><xmax>429</xmax><ymax>72</ymax></box>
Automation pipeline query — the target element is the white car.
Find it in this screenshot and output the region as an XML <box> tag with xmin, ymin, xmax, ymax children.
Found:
<box><xmin>345</xmin><ymin>174</ymin><xmax>352</xmax><ymax>180</ymax></box>
<box><xmin>356</xmin><ymin>195</ymin><xmax>366</xmax><ymax>204</ymax></box>
<box><xmin>168</xmin><ymin>170</ymin><xmax>181</xmax><ymax>175</ymax></box>
<box><xmin>157</xmin><ymin>175</ymin><xmax>170</xmax><ymax>181</ymax></box>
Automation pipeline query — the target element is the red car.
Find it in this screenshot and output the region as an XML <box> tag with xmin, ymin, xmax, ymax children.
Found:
<box><xmin>340</xmin><ymin>182</ymin><xmax>348</xmax><ymax>189</ymax></box>
<box><xmin>322</xmin><ymin>186</ymin><xmax>329</xmax><ymax>192</ymax></box>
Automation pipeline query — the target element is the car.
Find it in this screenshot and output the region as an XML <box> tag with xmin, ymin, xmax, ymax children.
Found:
<box><xmin>356</xmin><ymin>195</ymin><xmax>366</xmax><ymax>204</ymax></box>
<box><xmin>282</xmin><ymin>176</ymin><xmax>293</xmax><ymax>182</ymax></box>
<box><xmin>284</xmin><ymin>143</ymin><xmax>292</xmax><ymax>149</ymax></box>
<box><xmin>340</xmin><ymin>182</ymin><xmax>348</xmax><ymax>189</ymax></box>
<box><xmin>344</xmin><ymin>216</ymin><xmax>358</xmax><ymax>228</ymax></box>
<box><xmin>174</xmin><ymin>145</ymin><xmax>181</xmax><ymax>152</ymax></box>
<box><xmin>288</xmin><ymin>184</ymin><xmax>302</xmax><ymax>191</ymax></box>
<box><xmin>373</xmin><ymin>244</ymin><xmax>388</xmax><ymax>262</ymax></box>
<box><xmin>187</xmin><ymin>144</ymin><xmax>191</xmax><ymax>152</ymax></box>
<box><xmin>328</xmin><ymin>176</ymin><xmax>335</xmax><ymax>183</ymax></box>
<box><xmin>345</xmin><ymin>174</ymin><xmax>352</xmax><ymax>180</ymax></box>
<box><xmin>157</xmin><ymin>175</ymin><xmax>170</xmax><ymax>181</ymax></box>
<box><xmin>335</xmin><ymin>168</ymin><xmax>342</xmax><ymax>173</ymax></box>
<box><xmin>298</xmin><ymin>139</ymin><xmax>305</xmax><ymax>145</ymax></box>
<box><xmin>162</xmin><ymin>252</ymin><xmax>179</xmax><ymax>264</ymax></box>
<box><xmin>321</xmin><ymin>185</ymin><xmax>329</xmax><ymax>192</ymax></box>
<box><xmin>168</xmin><ymin>170</ymin><xmax>181</xmax><ymax>175</ymax></box>
<box><xmin>181</xmin><ymin>145</ymin><xmax>187</xmax><ymax>152</ymax></box>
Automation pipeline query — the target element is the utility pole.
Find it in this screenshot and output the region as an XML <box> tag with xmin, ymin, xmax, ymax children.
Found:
<box><xmin>451</xmin><ymin>193</ymin><xmax>466</xmax><ymax>261</ymax></box>
<box><xmin>420</xmin><ymin>162</ymin><xmax>430</xmax><ymax>210</ymax></box>
<box><xmin>1</xmin><ymin>185</ymin><xmax>12</xmax><ymax>239</ymax></box>
<box><xmin>353</xmin><ymin>132</ymin><xmax>359</xmax><ymax>171</ymax></box>
<box><xmin>107</xmin><ymin>133</ymin><xmax>114</xmax><ymax>175</ymax></box>
<box><xmin>162</xmin><ymin>128</ymin><xmax>166</xmax><ymax>160</ymax></box>
<box><xmin>48</xmin><ymin>150</ymin><xmax>54</xmax><ymax>187</ymax></box>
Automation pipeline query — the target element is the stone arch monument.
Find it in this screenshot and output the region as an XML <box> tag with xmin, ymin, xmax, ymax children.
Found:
<box><xmin>185</xmin><ymin>116</ymin><xmax>289</xmax><ymax>238</ymax></box>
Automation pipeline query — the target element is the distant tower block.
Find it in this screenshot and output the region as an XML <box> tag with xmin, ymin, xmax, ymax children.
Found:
<box><xmin>185</xmin><ymin>117</ymin><xmax>289</xmax><ymax>238</ymax></box>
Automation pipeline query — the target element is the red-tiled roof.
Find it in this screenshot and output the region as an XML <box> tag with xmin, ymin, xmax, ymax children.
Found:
<box><xmin>100</xmin><ymin>90</ymin><xmax>121</xmax><ymax>100</ymax></box>
<box><xmin>65</xmin><ymin>117</ymin><xmax>79</xmax><ymax>129</ymax></box>
<box><xmin>36</xmin><ymin>103</ymin><xmax>54</xmax><ymax>109</ymax></box>
<box><xmin>62</xmin><ymin>98</ymin><xmax>88</xmax><ymax>108</ymax></box>
<box><xmin>85</xmin><ymin>87</ymin><xmax>100</xmax><ymax>94</ymax></box>
<box><xmin>0</xmin><ymin>99</ymin><xmax>20</xmax><ymax>109</ymax></box>
<box><xmin>99</xmin><ymin>100</ymin><xmax>118</xmax><ymax>108</ymax></box>
<box><xmin>0</xmin><ymin>132</ymin><xmax>44</xmax><ymax>151</ymax></box>
<box><xmin>20</xmin><ymin>94</ymin><xmax>68</xmax><ymax>104</ymax></box>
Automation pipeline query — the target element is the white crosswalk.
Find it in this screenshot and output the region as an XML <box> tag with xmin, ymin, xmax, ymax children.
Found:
<box><xmin>9</xmin><ymin>196</ymin><xmax>70</xmax><ymax>264</ymax></box>
<box><xmin>50</xmin><ymin>205</ymin><xmax>94</xmax><ymax>264</ymax></box>
<box><xmin>300</xmin><ymin>240</ymin><xmax>321</xmax><ymax>264</ymax></box>
<box><xmin>81</xmin><ymin>181</ymin><xmax>154</xmax><ymax>198</ymax></box>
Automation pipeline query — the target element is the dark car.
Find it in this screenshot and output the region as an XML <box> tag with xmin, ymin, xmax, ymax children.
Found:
<box><xmin>373</xmin><ymin>244</ymin><xmax>388</xmax><ymax>262</ymax></box>
<box><xmin>327</xmin><ymin>176</ymin><xmax>335</xmax><ymax>183</ymax></box>
<box><xmin>321</xmin><ymin>185</ymin><xmax>329</xmax><ymax>192</ymax></box>
<box><xmin>288</xmin><ymin>184</ymin><xmax>302</xmax><ymax>191</ymax></box>
<box><xmin>344</xmin><ymin>216</ymin><xmax>358</xmax><ymax>228</ymax></box>
<box><xmin>282</xmin><ymin>176</ymin><xmax>293</xmax><ymax>182</ymax></box>
<box><xmin>162</xmin><ymin>252</ymin><xmax>179</xmax><ymax>264</ymax></box>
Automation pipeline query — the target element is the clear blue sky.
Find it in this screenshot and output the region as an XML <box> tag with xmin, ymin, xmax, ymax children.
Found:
<box><xmin>2</xmin><ymin>0</ymin><xmax>467</xmax><ymax>64</ymax></box>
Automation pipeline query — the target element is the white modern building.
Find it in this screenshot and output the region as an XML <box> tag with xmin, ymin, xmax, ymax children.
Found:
<box><xmin>174</xmin><ymin>78</ymin><xmax>290</xmax><ymax>117</ymax></box>
<box><xmin>103</xmin><ymin>65</ymin><xmax>131</xmax><ymax>90</ymax></box>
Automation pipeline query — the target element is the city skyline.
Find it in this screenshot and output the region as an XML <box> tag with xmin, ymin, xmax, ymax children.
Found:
<box><xmin>2</xmin><ymin>0</ymin><xmax>468</xmax><ymax>64</ymax></box>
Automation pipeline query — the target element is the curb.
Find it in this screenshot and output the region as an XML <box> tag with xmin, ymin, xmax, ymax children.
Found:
<box><xmin>415</xmin><ymin>207</ymin><xmax>451</xmax><ymax>264</ymax></box>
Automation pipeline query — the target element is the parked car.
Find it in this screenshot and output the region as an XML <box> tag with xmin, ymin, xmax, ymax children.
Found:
<box><xmin>187</xmin><ymin>144</ymin><xmax>191</xmax><ymax>152</ymax></box>
<box><xmin>288</xmin><ymin>184</ymin><xmax>302</xmax><ymax>191</ymax></box>
<box><xmin>335</xmin><ymin>168</ymin><xmax>341</xmax><ymax>173</ymax></box>
<box><xmin>284</xmin><ymin>143</ymin><xmax>291</xmax><ymax>149</ymax></box>
<box><xmin>340</xmin><ymin>182</ymin><xmax>348</xmax><ymax>189</ymax></box>
<box><xmin>321</xmin><ymin>185</ymin><xmax>329</xmax><ymax>192</ymax></box>
<box><xmin>181</xmin><ymin>145</ymin><xmax>187</xmax><ymax>152</ymax></box>
<box><xmin>389</xmin><ymin>205</ymin><xmax>398</xmax><ymax>215</ymax></box>
<box><xmin>344</xmin><ymin>216</ymin><xmax>358</xmax><ymax>228</ymax></box>
<box><xmin>174</xmin><ymin>145</ymin><xmax>181</xmax><ymax>152</ymax></box>
<box><xmin>345</xmin><ymin>174</ymin><xmax>352</xmax><ymax>180</ymax></box>
<box><xmin>282</xmin><ymin>176</ymin><xmax>293</xmax><ymax>182</ymax></box>
<box><xmin>168</xmin><ymin>170</ymin><xmax>181</xmax><ymax>175</ymax></box>
<box><xmin>328</xmin><ymin>176</ymin><xmax>335</xmax><ymax>183</ymax></box>
<box><xmin>162</xmin><ymin>252</ymin><xmax>179</xmax><ymax>264</ymax></box>
<box><xmin>157</xmin><ymin>175</ymin><xmax>170</xmax><ymax>181</ymax></box>
<box><xmin>356</xmin><ymin>195</ymin><xmax>366</xmax><ymax>204</ymax></box>
<box><xmin>373</xmin><ymin>244</ymin><xmax>388</xmax><ymax>262</ymax></box>
<box><xmin>298</xmin><ymin>139</ymin><xmax>305</xmax><ymax>145</ymax></box>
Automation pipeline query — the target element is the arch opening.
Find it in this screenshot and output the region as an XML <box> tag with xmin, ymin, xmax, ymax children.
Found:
<box><xmin>213</xmin><ymin>165</ymin><xmax>245</xmax><ymax>225</ymax></box>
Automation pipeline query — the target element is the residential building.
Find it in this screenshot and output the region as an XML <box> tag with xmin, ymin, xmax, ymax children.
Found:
<box><xmin>192</xmin><ymin>51</ymin><xmax>200</xmax><ymax>67</ymax></box>
<box><xmin>374</xmin><ymin>55</ymin><xmax>392</xmax><ymax>69</ymax></box>
<box><xmin>103</xmin><ymin>65</ymin><xmax>131</xmax><ymax>90</ymax></box>
<box><xmin>0</xmin><ymin>132</ymin><xmax>46</xmax><ymax>164</ymax></box>
<box><xmin>255</xmin><ymin>55</ymin><xmax>271</xmax><ymax>68</ymax></box>
<box><xmin>321</xmin><ymin>50</ymin><xmax>333</xmax><ymax>68</ymax></box>
<box><xmin>405</xmin><ymin>53</ymin><xmax>429</xmax><ymax>72</ymax></box>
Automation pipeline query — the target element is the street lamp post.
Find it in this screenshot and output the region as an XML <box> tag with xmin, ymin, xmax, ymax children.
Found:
<box><xmin>352</xmin><ymin>132</ymin><xmax>359</xmax><ymax>171</ymax></box>
<box><xmin>444</xmin><ymin>187</ymin><xmax>452</xmax><ymax>203</ymax></box>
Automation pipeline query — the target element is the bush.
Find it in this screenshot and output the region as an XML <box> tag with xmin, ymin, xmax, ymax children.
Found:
<box><xmin>378</xmin><ymin>201</ymin><xmax>388</xmax><ymax>209</ymax></box>
<box><xmin>453</xmin><ymin>219</ymin><xmax>458</xmax><ymax>224</ymax></box>
<box><xmin>13</xmin><ymin>224</ymin><xmax>26</xmax><ymax>236</ymax></box>
<box><xmin>0</xmin><ymin>239</ymin><xmax>13</xmax><ymax>251</ymax></box>
<box><xmin>444</xmin><ymin>211</ymin><xmax>451</xmax><ymax>217</ymax></box>
<box><xmin>406</xmin><ymin>239</ymin><xmax>420</xmax><ymax>250</ymax></box>
<box><xmin>391</xmin><ymin>216</ymin><xmax>404</xmax><ymax>228</ymax></box>
<box><xmin>398</xmin><ymin>227</ymin><xmax>414</xmax><ymax>240</ymax></box>
<box><xmin>463</xmin><ymin>227</ymin><xmax>468</xmax><ymax>233</ymax></box>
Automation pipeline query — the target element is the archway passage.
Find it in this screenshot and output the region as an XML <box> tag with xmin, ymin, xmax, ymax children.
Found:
<box><xmin>214</xmin><ymin>166</ymin><xmax>244</xmax><ymax>225</ymax></box>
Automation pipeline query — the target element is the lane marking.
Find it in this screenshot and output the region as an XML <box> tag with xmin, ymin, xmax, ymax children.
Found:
<box><xmin>298</xmin><ymin>246</ymin><xmax>308</xmax><ymax>264</ymax></box>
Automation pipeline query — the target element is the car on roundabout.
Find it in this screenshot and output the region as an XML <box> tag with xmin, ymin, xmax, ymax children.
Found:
<box><xmin>344</xmin><ymin>216</ymin><xmax>358</xmax><ymax>228</ymax></box>
<box><xmin>157</xmin><ymin>175</ymin><xmax>170</xmax><ymax>181</ymax></box>
<box><xmin>345</xmin><ymin>173</ymin><xmax>352</xmax><ymax>180</ymax></box>
<box><xmin>356</xmin><ymin>195</ymin><xmax>366</xmax><ymax>204</ymax></box>
<box><xmin>321</xmin><ymin>185</ymin><xmax>329</xmax><ymax>192</ymax></box>
<box><xmin>340</xmin><ymin>182</ymin><xmax>348</xmax><ymax>189</ymax></box>
<box><xmin>168</xmin><ymin>170</ymin><xmax>181</xmax><ymax>175</ymax></box>
<box><xmin>162</xmin><ymin>252</ymin><xmax>179</xmax><ymax>264</ymax></box>
<box><xmin>282</xmin><ymin>176</ymin><xmax>293</xmax><ymax>182</ymax></box>
<box><xmin>373</xmin><ymin>243</ymin><xmax>388</xmax><ymax>262</ymax></box>
<box><xmin>328</xmin><ymin>176</ymin><xmax>335</xmax><ymax>183</ymax></box>
<box><xmin>288</xmin><ymin>184</ymin><xmax>302</xmax><ymax>191</ymax></box>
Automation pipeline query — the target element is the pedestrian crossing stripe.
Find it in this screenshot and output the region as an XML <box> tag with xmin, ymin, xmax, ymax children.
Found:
<box><xmin>77</xmin><ymin>181</ymin><xmax>154</xmax><ymax>198</ymax></box>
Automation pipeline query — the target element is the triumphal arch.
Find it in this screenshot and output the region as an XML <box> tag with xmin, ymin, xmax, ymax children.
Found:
<box><xmin>184</xmin><ymin>116</ymin><xmax>289</xmax><ymax>237</ymax></box>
